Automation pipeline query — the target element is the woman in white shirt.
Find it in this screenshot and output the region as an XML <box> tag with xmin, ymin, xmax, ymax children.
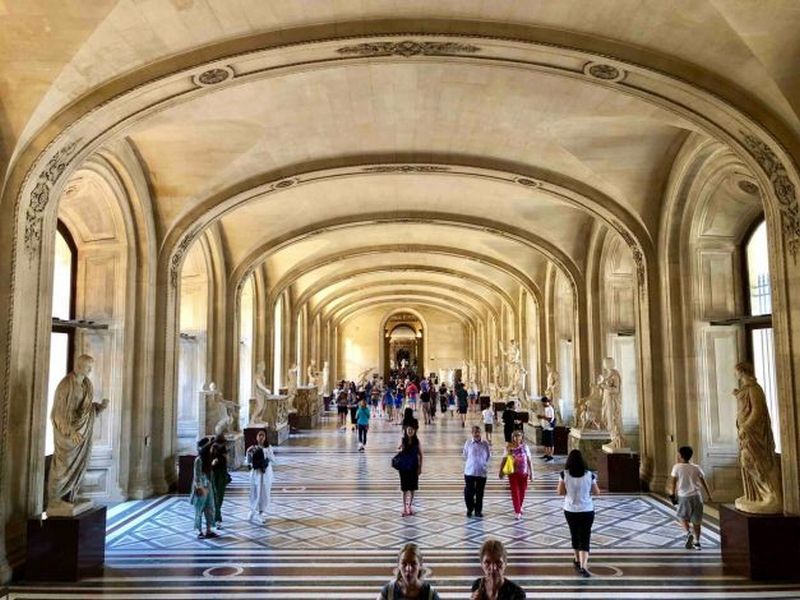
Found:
<box><xmin>557</xmin><ymin>449</ymin><xmax>600</xmax><ymax>578</ymax></box>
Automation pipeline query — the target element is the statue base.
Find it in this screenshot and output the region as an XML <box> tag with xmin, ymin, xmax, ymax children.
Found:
<box><xmin>267</xmin><ymin>422</ymin><xmax>289</xmax><ymax>446</ymax></box>
<box><xmin>720</xmin><ymin>504</ymin><xmax>800</xmax><ymax>580</ymax></box>
<box><xmin>597</xmin><ymin>450</ymin><xmax>640</xmax><ymax>492</ymax></box>
<box><xmin>554</xmin><ymin>426</ymin><xmax>570</xmax><ymax>455</ymax></box>
<box><xmin>602</xmin><ymin>443</ymin><xmax>632</xmax><ymax>454</ymax></box>
<box><xmin>568</xmin><ymin>429</ymin><xmax>611</xmax><ymax>470</ymax></box>
<box><xmin>27</xmin><ymin>505</ymin><xmax>106</xmax><ymax>581</ymax></box>
<box><xmin>45</xmin><ymin>499</ymin><xmax>94</xmax><ymax>518</ymax></box>
<box><xmin>177</xmin><ymin>455</ymin><xmax>195</xmax><ymax>494</ymax></box>
<box><xmin>224</xmin><ymin>432</ymin><xmax>245</xmax><ymax>470</ymax></box>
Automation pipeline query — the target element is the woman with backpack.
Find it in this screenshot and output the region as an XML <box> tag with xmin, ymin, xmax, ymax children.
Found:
<box><xmin>245</xmin><ymin>429</ymin><xmax>276</xmax><ymax>524</ymax></box>
<box><xmin>499</xmin><ymin>430</ymin><xmax>533</xmax><ymax>520</ymax></box>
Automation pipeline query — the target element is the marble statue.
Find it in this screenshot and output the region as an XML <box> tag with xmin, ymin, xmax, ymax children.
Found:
<box><xmin>461</xmin><ymin>359</ymin><xmax>470</xmax><ymax>385</ymax></box>
<box><xmin>574</xmin><ymin>383</ymin><xmax>602</xmax><ymax>430</ymax></box>
<box><xmin>599</xmin><ymin>357</ymin><xmax>627</xmax><ymax>450</ymax></box>
<box><xmin>499</xmin><ymin>340</ymin><xmax>525</xmax><ymax>391</ymax></box>
<box><xmin>47</xmin><ymin>354</ymin><xmax>108</xmax><ymax>516</ymax></box>
<box><xmin>250</xmin><ymin>361</ymin><xmax>270</xmax><ymax>424</ymax></box>
<box><xmin>480</xmin><ymin>361</ymin><xmax>488</xmax><ymax>390</ymax></box>
<box><xmin>307</xmin><ymin>359</ymin><xmax>319</xmax><ymax>388</ymax></box>
<box><xmin>544</xmin><ymin>362</ymin><xmax>562</xmax><ymax>423</ymax></box>
<box><xmin>356</xmin><ymin>367</ymin><xmax>373</xmax><ymax>388</ymax></box>
<box><xmin>733</xmin><ymin>362</ymin><xmax>783</xmax><ymax>514</ymax></box>
<box><xmin>321</xmin><ymin>361</ymin><xmax>330</xmax><ymax>396</ymax></box>
<box><xmin>287</xmin><ymin>363</ymin><xmax>299</xmax><ymax>409</ymax></box>
<box><xmin>466</xmin><ymin>360</ymin><xmax>477</xmax><ymax>387</ymax></box>
<box><xmin>208</xmin><ymin>382</ymin><xmax>240</xmax><ymax>435</ymax></box>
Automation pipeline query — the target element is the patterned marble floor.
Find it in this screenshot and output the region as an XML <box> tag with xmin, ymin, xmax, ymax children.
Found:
<box><xmin>6</xmin><ymin>410</ymin><xmax>800</xmax><ymax>599</ymax></box>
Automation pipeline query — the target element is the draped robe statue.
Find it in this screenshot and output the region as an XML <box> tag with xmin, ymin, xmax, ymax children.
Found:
<box><xmin>321</xmin><ymin>361</ymin><xmax>330</xmax><ymax>396</ymax></box>
<box><xmin>250</xmin><ymin>361</ymin><xmax>270</xmax><ymax>424</ymax></box>
<box><xmin>307</xmin><ymin>359</ymin><xmax>320</xmax><ymax>388</ymax></box>
<box><xmin>599</xmin><ymin>357</ymin><xmax>627</xmax><ymax>450</ymax></box>
<box><xmin>544</xmin><ymin>362</ymin><xmax>562</xmax><ymax>423</ymax></box>
<box><xmin>47</xmin><ymin>354</ymin><xmax>108</xmax><ymax>515</ymax></box>
<box><xmin>734</xmin><ymin>362</ymin><xmax>783</xmax><ymax>514</ymax></box>
<box><xmin>287</xmin><ymin>363</ymin><xmax>299</xmax><ymax>409</ymax></box>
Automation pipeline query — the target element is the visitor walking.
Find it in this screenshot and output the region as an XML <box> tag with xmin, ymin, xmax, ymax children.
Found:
<box><xmin>456</xmin><ymin>382</ymin><xmax>469</xmax><ymax>427</ymax></box>
<box><xmin>378</xmin><ymin>543</ymin><xmax>441</xmax><ymax>599</ymax></box>
<box><xmin>210</xmin><ymin>433</ymin><xmax>230</xmax><ymax>529</ymax></box>
<box><xmin>394</xmin><ymin>388</ymin><xmax>405</xmax><ymax>424</ymax></box>
<box><xmin>558</xmin><ymin>449</ymin><xmax>600</xmax><ymax>578</ymax></box>
<box><xmin>537</xmin><ymin>397</ymin><xmax>556</xmax><ymax>461</ymax></box>
<box><xmin>245</xmin><ymin>429</ymin><xmax>275</xmax><ymax>524</ymax></box>
<box><xmin>420</xmin><ymin>387</ymin><xmax>431</xmax><ymax>424</ymax></box>
<box><xmin>356</xmin><ymin>398</ymin><xmax>371</xmax><ymax>451</ymax></box>
<box><xmin>470</xmin><ymin>539</ymin><xmax>526</xmax><ymax>599</ymax></box>
<box><xmin>439</xmin><ymin>383</ymin><xmax>448</xmax><ymax>414</ymax></box>
<box><xmin>337</xmin><ymin>389</ymin><xmax>349</xmax><ymax>430</ymax></box>
<box><xmin>384</xmin><ymin>387</ymin><xmax>395</xmax><ymax>422</ymax></box>
<box><xmin>499</xmin><ymin>430</ymin><xmax>533</xmax><ymax>520</ymax></box>
<box><xmin>464</xmin><ymin>425</ymin><xmax>491</xmax><ymax>517</ymax></box>
<box><xmin>189</xmin><ymin>437</ymin><xmax>217</xmax><ymax>539</ymax></box>
<box><xmin>396</xmin><ymin>424</ymin><xmax>423</xmax><ymax>516</ymax></box>
<box><xmin>482</xmin><ymin>404</ymin><xmax>495</xmax><ymax>444</ymax></box>
<box><xmin>668</xmin><ymin>445</ymin><xmax>712</xmax><ymax>550</ymax></box>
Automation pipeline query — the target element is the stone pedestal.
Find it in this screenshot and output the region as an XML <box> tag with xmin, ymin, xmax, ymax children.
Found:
<box><xmin>294</xmin><ymin>385</ymin><xmax>321</xmax><ymax>429</ymax></box>
<box><xmin>262</xmin><ymin>394</ymin><xmax>290</xmax><ymax>445</ymax></box>
<box><xmin>597</xmin><ymin>450</ymin><xmax>640</xmax><ymax>492</ymax></box>
<box><xmin>479</xmin><ymin>395</ymin><xmax>491</xmax><ymax>410</ymax></box>
<box><xmin>568</xmin><ymin>429</ymin><xmax>611</xmax><ymax>470</ymax></box>
<box><xmin>554</xmin><ymin>426</ymin><xmax>570</xmax><ymax>455</ymax></box>
<box><xmin>26</xmin><ymin>506</ymin><xmax>106</xmax><ymax>581</ymax></box>
<box><xmin>225</xmin><ymin>432</ymin><xmax>245</xmax><ymax>470</ymax></box>
<box><xmin>720</xmin><ymin>504</ymin><xmax>800</xmax><ymax>580</ymax></box>
<box><xmin>177</xmin><ymin>454</ymin><xmax>196</xmax><ymax>494</ymax></box>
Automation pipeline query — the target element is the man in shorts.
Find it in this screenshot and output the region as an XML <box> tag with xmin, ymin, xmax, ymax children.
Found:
<box><xmin>481</xmin><ymin>404</ymin><xmax>494</xmax><ymax>444</ymax></box>
<box><xmin>668</xmin><ymin>446</ymin><xmax>712</xmax><ymax>550</ymax></box>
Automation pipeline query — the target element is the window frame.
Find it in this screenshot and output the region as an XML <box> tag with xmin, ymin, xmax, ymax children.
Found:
<box><xmin>54</xmin><ymin>220</ymin><xmax>78</xmax><ymax>373</ymax></box>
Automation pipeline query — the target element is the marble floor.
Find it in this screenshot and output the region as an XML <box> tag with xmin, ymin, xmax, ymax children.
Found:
<box><xmin>5</xmin><ymin>410</ymin><xmax>800</xmax><ymax>599</ymax></box>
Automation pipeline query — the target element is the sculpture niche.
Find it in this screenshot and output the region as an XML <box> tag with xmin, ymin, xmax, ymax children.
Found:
<box><xmin>733</xmin><ymin>362</ymin><xmax>783</xmax><ymax>514</ymax></box>
<box><xmin>47</xmin><ymin>354</ymin><xmax>108</xmax><ymax>516</ymax></box>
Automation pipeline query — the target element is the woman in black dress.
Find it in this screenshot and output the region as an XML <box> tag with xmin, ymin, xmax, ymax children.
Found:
<box><xmin>397</xmin><ymin>424</ymin><xmax>423</xmax><ymax>517</ymax></box>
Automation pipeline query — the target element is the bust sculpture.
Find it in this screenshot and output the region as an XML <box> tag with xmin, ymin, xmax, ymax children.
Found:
<box><xmin>47</xmin><ymin>354</ymin><xmax>108</xmax><ymax>515</ymax></box>
<box><xmin>599</xmin><ymin>357</ymin><xmax>627</xmax><ymax>450</ymax></box>
<box><xmin>733</xmin><ymin>362</ymin><xmax>783</xmax><ymax>514</ymax></box>
<box><xmin>250</xmin><ymin>361</ymin><xmax>270</xmax><ymax>424</ymax></box>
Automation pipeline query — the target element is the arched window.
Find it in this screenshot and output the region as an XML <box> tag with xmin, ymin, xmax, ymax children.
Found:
<box><xmin>743</xmin><ymin>218</ymin><xmax>780</xmax><ymax>452</ymax></box>
<box><xmin>46</xmin><ymin>222</ymin><xmax>77</xmax><ymax>455</ymax></box>
<box><xmin>273</xmin><ymin>295</ymin><xmax>283</xmax><ymax>389</ymax></box>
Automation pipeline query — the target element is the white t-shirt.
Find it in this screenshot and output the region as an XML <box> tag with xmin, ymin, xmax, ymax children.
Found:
<box><xmin>560</xmin><ymin>470</ymin><xmax>596</xmax><ymax>512</ymax></box>
<box><xmin>541</xmin><ymin>405</ymin><xmax>555</xmax><ymax>430</ymax></box>
<box><xmin>671</xmin><ymin>462</ymin><xmax>705</xmax><ymax>498</ymax></box>
<box><xmin>482</xmin><ymin>408</ymin><xmax>494</xmax><ymax>425</ymax></box>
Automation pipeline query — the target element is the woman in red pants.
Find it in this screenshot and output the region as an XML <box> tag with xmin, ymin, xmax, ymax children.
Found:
<box><xmin>499</xmin><ymin>430</ymin><xmax>533</xmax><ymax>520</ymax></box>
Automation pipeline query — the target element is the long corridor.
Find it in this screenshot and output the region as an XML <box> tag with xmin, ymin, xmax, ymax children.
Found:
<box><xmin>7</xmin><ymin>410</ymin><xmax>800</xmax><ymax>599</ymax></box>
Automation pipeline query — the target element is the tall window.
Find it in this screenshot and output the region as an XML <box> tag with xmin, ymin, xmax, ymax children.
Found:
<box><xmin>273</xmin><ymin>295</ymin><xmax>283</xmax><ymax>389</ymax></box>
<box><xmin>744</xmin><ymin>219</ymin><xmax>780</xmax><ymax>452</ymax></box>
<box><xmin>47</xmin><ymin>222</ymin><xmax>77</xmax><ymax>455</ymax></box>
<box><xmin>238</xmin><ymin>275</ymin><xmax>254</xmax><ymax>427</ymax></box>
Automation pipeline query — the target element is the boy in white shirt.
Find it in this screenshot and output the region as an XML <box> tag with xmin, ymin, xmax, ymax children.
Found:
<box><xmin>536</xmin><ymin>397</ymin><xmax>556</xmax><ymax>462</ymax></box>
<box><xmin>668</xmin><ymin>446</ymin><xmax>712</xmax><ymax>550</ymax></box>
<box><xmin>481</xmin><ymin>406</ymin><xmax>494</xmax><ymax>444</ymax></box>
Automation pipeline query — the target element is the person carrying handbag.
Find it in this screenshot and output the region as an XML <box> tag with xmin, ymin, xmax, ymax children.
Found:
<box><xmin>499</xmin><ymin>430</ymin><xmax>533</xmax><ymax>520</ymax></box>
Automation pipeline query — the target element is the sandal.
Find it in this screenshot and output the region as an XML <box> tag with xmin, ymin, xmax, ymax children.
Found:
<box><xmin>197</xmin><ymin>532</ymin><xmax>206</xmax><ymax>539</ymax></box>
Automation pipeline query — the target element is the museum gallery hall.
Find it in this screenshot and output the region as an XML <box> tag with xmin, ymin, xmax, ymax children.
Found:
<box><xmin>3</xmin><ymin>1</ymin><xmax>800</xmax><ymax>598</ymax></box>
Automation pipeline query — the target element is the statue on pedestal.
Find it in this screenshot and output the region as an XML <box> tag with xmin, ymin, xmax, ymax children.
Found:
<box><xmin>321</xmin><ymin>361</ymin><xmax>330</xmax><ymax>396</ymax></box>
<box><xmin>286</xmin><ymin>364</ymin><xmax>299</xmax><ymax>409</ymax></box>
<box><xmin>598</xmin><ymin>357</ymin><xmax>627</xmax><ymax>451</ymax></box>
<box><xmin>480</xmin><ymin>361</ymin><xmax>488</xmax><ymax>390</ymax></box>
<box><xmin>733</xmin><ymin>362</ymin><xmax>783</xmax><ymax>514</ymax></box>
<box><xmin>207</xmin><ymin>382</ymin><xmax>240</xmax><ymax>435</ymax></box>
<box><xmin>47</xmin><ymin>354</ymin><xmax>108</xmax><ymax>516</ymax></box>
<box><xmin>573</xmin><ymin>383</ymin><xmax>602</xmax><ymax>430</ymax></box>
<box><xmin>544</xmin><ymin>362</ymin><xmax>562</xmax><ymax>423</ymax></box>
<box><xmin>250</xmin><ymin>361</ymin><xmax>270</xmax><ymax>425</ymax></box>
<box><xmin>307</xmin><ymin>359</ymin><xmax>320</xmax><ymax>388</ymax></box>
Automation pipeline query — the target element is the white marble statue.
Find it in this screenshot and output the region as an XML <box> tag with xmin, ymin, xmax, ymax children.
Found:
<box><xmin>321</xmin><ymin>361</ymin><xmax>330</xmax><ymax>396</ymax></box>
<box><xmin>574</xmin><ymin>383</ymin><xmax>602</xmax><ymax>430</ymax></box>
<box><xmin>480</xmin><ymin>361</ymin><xmax>488</xmax><ymax>390</ymax></box>
<box><xmin>544</xmin><ymin>362</ymin><xmax>562</xmax><ymax>423</ymax></box>
<box><xmin>599</xmin><ymin>357</ymin><xmax>627</xmax><ymax>450</ymax></box>
<box><xmin>250</xmin><ymin>361</ymin><xmax>270</xmax><ymax>424</ymax></box>
<box><xmin>208</xmin><ymin>382</ymin><xmax>241</xmax><ymax>435</ymax></box>
<box><xmin>307</xmin><ymin>359</ymin><xmax>320</xmax><ymax>388</ymax></box>
<box><xmin>47</xmin><ymin>354</ymin><xmax>108</xmax><ymax>516</ymax></box>
<box><xmin>733</xmin><ymin>362</ymin><xmax>783</xmax><ymax>514</ymax></box>
<box><xmin>499</xmin><ymin>340</ymin><xmax>525</xmax><ymax>391</ymax></box>
<box><xmin>461</xmin><ymin>359</ymin><xmax>470</xmax><ymax>385</ymax></box>
<box><xmin>286</xmin><ymin>363</ymin><xmax>299</xmax><ymax>409</ymax></box>
<box><xmin>356</xmin><ymin>367</ymin><xmax>373</xmax><ymax>388</ymax></box>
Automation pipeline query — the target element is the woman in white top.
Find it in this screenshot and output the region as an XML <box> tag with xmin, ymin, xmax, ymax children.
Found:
<box><xmin>557</xmin><ymin>449</ymin><xmax>600</xmax><ymax>578</ymax></box>
<box><xmin>245</xmin><ymin>429</ymin><xmax>276</xmax><ymax>524</ymax></box>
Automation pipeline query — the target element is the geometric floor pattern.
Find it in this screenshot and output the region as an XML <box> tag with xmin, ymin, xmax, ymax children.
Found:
<box><xmin>5</xmin><ymin>410</ymin><xmax>800</xmax><ymax>599</ymax></box>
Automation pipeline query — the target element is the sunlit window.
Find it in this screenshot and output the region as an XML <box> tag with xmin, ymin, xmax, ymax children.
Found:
<box><xmin>238</xmin><ymin>275</ymin><xmax>254</xmax><ymax>426</ymax></box>
<box><xmin>745</xmin><ymin>219</ymin><xmax>780</xmax><ymax>452</ymax></box>
<box><xmin>273</xmin><ymin>295</ymin><xmax>283</xmax><ymax>389</ymax></box>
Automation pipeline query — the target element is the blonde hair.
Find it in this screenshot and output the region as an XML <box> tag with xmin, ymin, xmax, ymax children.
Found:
<box><xmin>395</xmin><ymin>543</ymin><xmax>424</xmax><ymax>582</ymax></box>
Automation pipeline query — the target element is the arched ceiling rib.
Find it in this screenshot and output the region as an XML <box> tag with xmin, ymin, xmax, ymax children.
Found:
<box><xmin>336</xmin><ymin>298</ymin><xmax>475</xmax><ymax>331</ymax></box>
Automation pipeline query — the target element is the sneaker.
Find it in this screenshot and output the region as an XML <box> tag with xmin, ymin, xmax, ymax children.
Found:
<box><xmin>572</xmin><ymin>559</ymin><xmax>580</xmax><ymax>571</ymax></box>
<box><xmin>684</xmin><ymin>532</ymin><xmax>694</xmax><ymax>549</ymax></box>
<box><xmin>515</xmin><ymin>513</ymin><xmax>522</xmax><ymax>521</ymax></box>
<box><xmin>579</xmin><ymin>568</ymin><xmax>591</xmax><ymax>578</ymax></box>
<box><xmin>693</xmin><ymin>542</ymin><xmax>702</xmax><ymax>550</ymax></box>
<box><xmin>197</xmin><ymin>531</ymin><xmax>206</xmax><ymax>539</ymax></box>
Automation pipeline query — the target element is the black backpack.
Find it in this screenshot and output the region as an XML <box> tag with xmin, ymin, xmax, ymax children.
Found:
<box><xmin>251</xmin><ymin>447</ymin><xmax>270</xmax><ymax>471</ymax></box>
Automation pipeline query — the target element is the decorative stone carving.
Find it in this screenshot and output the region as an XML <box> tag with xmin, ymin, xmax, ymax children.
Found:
<box><xmin>194</xmin><ymin>66</ymin><xmax>233</xmax><ymax>86</ymax></box>
<box><xmin>170</xmin><ymin>228</ymin><xmax>200</xmax><ymax>286</ymax></box>
<box><xmin>515</xmin><ymin>177</ymin><xmax>540</xmax><ymax>187</ymax></box>
<box><xmin>584</xmin><ymin>62</ymin><xmax>625</xmax><ymax>82</ymax></box>
<box><xmin>201</xmin><ymin>382</ymin><xmax>240</xmax><ymax>436</ymax></box>
<box><xmin>733</xmin><ymin>362</ymin><xmax>783</xmax><ymax>514</ymax></box>
<box><xmin>25</xmin><ymin>139</ymin><xmax>82</xmax><ymax>255</ymax></box>
<box><xmin>294</xmin><ymin>386</ymin><xmax>321</xmax><ymax>429</ymax></box>
<box><xmin>614</xmin><ymin>224</ymin><xmax>645</xmax><ymax>284</ymax></box>
<box><xmin>544</xmin><ymin>362</ymin><xmax>562</xmax><ymax>424</ymax></box>
<box><xmin>573</xmin><ymin>384</ymin><xmax>603</xmax><ymax>430</ymax></box>
<box><xmin>361</xmin><ymin>165</ymin><xmax>450</xmax><ymax>174</ymax></box>
<box><xmin>337</xmin><ymin>40</ymin><xmax>480</xmax><ymax>58</ymax></box>
<box><xmin>738</xmin><ymin>180</ymin><xmax>759</xmax><ymax>195</ymax></box>
<box><xmin>46</xmin><ymin>354</ymin><xmax>108</xmax><ymax>516</ymax></box>
<box><xmin>741</xmin><ymin>132</ymin><xmax>800</xmax><ymax>259</ymax></box>
<box><xmin>599</xmin><ymin>357</ymin><xmax>628</xmax><ymax>452</ymax></box>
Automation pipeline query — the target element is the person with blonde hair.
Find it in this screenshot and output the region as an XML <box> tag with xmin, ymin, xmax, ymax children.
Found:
<box><xmin>377</xmin><ymin>543</ymin><xmax>440</xmax><ymax>599</ymax></box>
<box><xmin>471</xmin><ymin>539</ymin><xmax>526</xmax><ymax>599</ymax></box>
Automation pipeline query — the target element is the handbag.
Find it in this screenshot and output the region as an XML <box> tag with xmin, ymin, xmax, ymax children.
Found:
<box><xmin>391</xmin><ymin>452</ymin><xmax>403</xmax><ymax>470</ymax></box>
<box><xmin>501</xmin><ymin>455</ymin><xmax>514</xmax><ymax>476</ymax></box>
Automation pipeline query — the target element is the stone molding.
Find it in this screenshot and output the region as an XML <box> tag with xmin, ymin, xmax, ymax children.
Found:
<box><xmin>337</xmin><ymin>40</ymin><xmax>480</xmax><ymax>57</ymax></box>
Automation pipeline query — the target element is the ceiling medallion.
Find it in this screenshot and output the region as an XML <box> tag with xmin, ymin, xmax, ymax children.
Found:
<box><xmin>584</xmin><ymin>62</ymin><xmax>625</xmax><ymax>82</ymax></box>
<box><xmin>515</xmin><ymin>177</ymin><xmax>540</xmax><ymax>188</ymax></box>
<box><xmin>738</xmin><ymin>180</ymin><xmax>759</xmax><ymax>195</ymax></box>
<box><xmin>362</xmin><ymin>165</ymin><xmax>450</xmax><ymax>174</ymax></box>
<box><xmin>337</xmin><ymin>40</ymin><xmax>480</xmax><ymax>57</ymax></box>
<box><xmin>194</xmin><ymin>66</ymin><xmax>233</xmax><ymax>87</ymax></box>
